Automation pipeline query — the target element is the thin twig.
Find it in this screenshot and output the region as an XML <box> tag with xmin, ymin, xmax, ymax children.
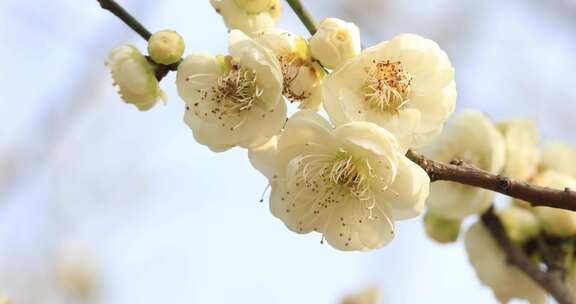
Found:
<box><xmin>285</xmin><ymin>0</ymin><xmax>318</xmax><ymax>35</ymax></box>
<box><xmin>96</xmin><ymin>0</ymin><xmax>179</xmax><ymax>79</ymax></box>
<box><xmin>97</xmin><ymin>0</ymin><xmax>152</xmax><ymax>40</ymax></box>
<box><xmin>481</xmin><ymin>206</ymin><xmax>574</xmax><ymax>304</ymax></box>
<box><xmin>406</xmin><ymin>149</ymin><xmax>576</xmax><ymax>211</ymax></box>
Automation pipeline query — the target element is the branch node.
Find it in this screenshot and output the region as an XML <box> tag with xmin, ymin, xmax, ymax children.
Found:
<box><xmin>449</xmin><ymin>159</ymin><xmax>464</xmax><ymax>166</ymax></box>
<box><xmin>496</xmin><ymin>175</ymin><xmax>511</xmax><ymax>191</ymax></box>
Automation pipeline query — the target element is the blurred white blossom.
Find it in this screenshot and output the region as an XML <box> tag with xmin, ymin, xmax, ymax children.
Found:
<box><xmin>532</xmin><ymin>170</ymin><xmax>576</xmax><ymax>237</ymax></box>
<box><xmin>210</xmin><ymin>0</ymin><xmax>281</xmax><ymax>36</ymax></box>
<box><xmin>540</xmin><ymin>142</ymin><xmax>576</xmax><ymax>179</ymax></box>
<box><xmin>497</xmin><ymin>119</ymin><xmax>539</xmax><ymax>181</ymax></box>
<box><xmin>465</xmin><ymin>221</ymin><xmax>546</xmax><ymax>304</ymax></box>
<box><xmin>422</xmin><ymin>111</ymin><xmax>505</xmax><ymax>220</ymax></box>
<box><xmin>340</xmin><ymin>286</ymin><xmax>381</xmax><ymax>304</ymax></box>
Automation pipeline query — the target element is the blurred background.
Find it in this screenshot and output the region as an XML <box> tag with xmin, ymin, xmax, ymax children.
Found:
<box><xmin>1</xmin><ymin>0</ymin><xmax>576</xmax><ymax>303</ymax></box>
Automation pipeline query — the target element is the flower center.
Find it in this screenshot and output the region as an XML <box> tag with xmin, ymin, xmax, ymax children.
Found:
<box><xmin>188</xmin><ymin>60</ymin><xmax>263</xmax><ymax>120</ymax></box>
<box><xmin>294</xmin><ymin>149</ymin><xmax>378</xmax><ymax>203</ymax></box>
<box><xmin>363</xmin><ymin>60</ymin><xmax>413</xmax><ymax>114</ymax></box>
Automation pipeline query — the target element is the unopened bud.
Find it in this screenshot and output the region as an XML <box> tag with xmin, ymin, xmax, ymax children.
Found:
<box><xmin>148</xmin><ymin>30</ymin><xmax>185</xmax><ymax>65</ymax></box>
<box><xmin>309</xmin><ymin>18</ymin><xmax>361</xmax><ymax>69</ymax></box>
<box><xmin>424</xmin><ymin>211</ymin><xmax>461</xmax><ymax>243</ymax></box>
<box><xmin>498</xmin><ymin>205</ymin><xmax>539</xmax><ymax>243</ymax></box>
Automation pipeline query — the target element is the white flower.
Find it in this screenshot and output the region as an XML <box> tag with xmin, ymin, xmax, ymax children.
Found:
<box><xmin>497</xmin><ymin>119</ymin><xmax>539</xmax><ymax>181</ymax></box>
<box><xmin>105</xmin><ymin>45</ymin><xmax>166</xmax><ymax>111</ymax></box>
<box><xmin>176</xmin><ymin>30</ymin><xmax>286</xmax><ymax>152</ymax></box>
<box><xmin>532</xmin><ymin>170</ymin><xmax>576</xmax><ymax>237</ymax></box>
<box><xmin>340</xmin><ymin>286</ymin><xmax>381</xmax><ymax>304</ymax></box>
<box><xmin>254</xmin><ymin>28</ymin><xmax>325</xmax><ymax>110</ymax></box>
<box><xmin>322</xmin><ymin>33</ymin><xmax>456</xmax><ymax>149</ymax></box>
<box><xmin>422</xmin><ymin>111</ymin><xmax>505</xmax><ymax>220</ymax></box>
<box><xmin>465</xmin><ymin>222</ymin><xmax>547</xmax><ymax>304</ymax></box>
<box><xmin>309</xmin><ymin>18</ymin><xmax>361</xmax><ymax>69</ymax></box>
<box><xmin>210</xmin><ymin>0</ymin><xmax>281</xmax><ymax>36</ymax></box>
<box><xmin>147</xmin><ymin>30</ymin><xmax>185</xmax><ymax>65</ymax></box>
<box><xmin>250</xmin><ymin>110</ymin><xmax>430</xmax><ymax>251</ymax></box>
<box><xmin>541</xmin><ymin>142</ymin><xmax>576</xmax><ymax>179</ymax></box>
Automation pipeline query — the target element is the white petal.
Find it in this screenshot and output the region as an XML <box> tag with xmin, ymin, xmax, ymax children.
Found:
<box><xmin>378</xmin><ymin>156</ymin><xmax>429</xmax><ymax>220</ymax></box>
<box><xmin>323</xmin><ymin>201</ymin><xmax>395</xmax><ymax>251</ymax></box>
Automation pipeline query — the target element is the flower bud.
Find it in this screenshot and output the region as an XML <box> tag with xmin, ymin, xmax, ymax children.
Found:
<box><xmin>424</xmin><ymin>211</ymin><xmax>461</xmax><ymax>243</ymax></box>
<box><xmin>309</xmin><ymin>18</ymin><xmax>361</xmax><ymax>69</ymax></box>
<box><xmin>147</xmin><ymin>30</ymin><xmax>185</xmax><ymax>65</ymax></box>
<box><xmin>105</xmin><ymin>45</ymin><xmax>166</xmax><ymax>111</ymax></box>
<box><xmin>498</xmin><ymin>205</ymin><xmax>539</xmax><ymax>243</ymax></box>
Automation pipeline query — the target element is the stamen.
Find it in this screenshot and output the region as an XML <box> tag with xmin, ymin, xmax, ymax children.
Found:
<box><xmin>278</xmin><ymin>54</ymin><xmax>311</xmax><ymax>102</ymax></box>
<box><xmin>363</xmin><ymin>60</ymin><xmax>413</xmax><ymax>114</ymax></box>
<box><xmin>193</xmin><ymin>60</ymin><xmax>263</xmax><ymax>126</ymax></box>
<box><xmin>259</xmin><ymin>183</ymin><xmax>271</xmax><ymax>203</ymax></box>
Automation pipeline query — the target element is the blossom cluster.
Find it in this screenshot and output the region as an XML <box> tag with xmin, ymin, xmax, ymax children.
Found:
<box><xmin>104</xmin><ymin>3</ymin><xmax>457</xmax><ymax>251</ymax></box>
<box><xmin>102</xmin><ymin>1</ymin><xmax>576</xmax><ymax>302</ymax></box>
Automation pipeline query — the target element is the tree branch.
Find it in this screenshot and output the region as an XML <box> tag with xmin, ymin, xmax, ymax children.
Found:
<box><xmin>481</xmin><ymin>206</ymin><xmax>574</xmax><ymax>304</ymax></box>
<box><xmin>406</xmin><ymin>149</ymin><xmax>576</xmax><ymax>211</ymax></box>
<box><xmin>96</xmin><ymin>0</ymin><xmax>178</xmax><ymax>80</ymax></box>
<box><xmin>285</xmin><ymin>0</ymin><xmax>318</xmax><ymax>35</ymax></box>
<box><xmin>97</xmin><ymin>0</ymin><xmax>152</xmax><ymax>40</ymax></box>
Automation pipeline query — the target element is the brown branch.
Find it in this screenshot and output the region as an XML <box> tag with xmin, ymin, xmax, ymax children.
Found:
<box><xmin>406</xmin><ymin>149</ymin><xmax>576</xmax><ymax>211</ymax></box>
<box><xmin>481</xmin><ymin>206</ymin><xmax>574</xmax><ymax>304</ymax></box>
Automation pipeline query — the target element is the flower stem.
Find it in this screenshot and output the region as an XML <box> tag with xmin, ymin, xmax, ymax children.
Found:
<box><xmin>97</xmin><ymin>0</ymin><xmax>152</xmax><ymax>40</ymax></box>
<box><xmin>285</xmin><ymin>0</ymin><xmax>318</xmax><ymax>35</ymax></box>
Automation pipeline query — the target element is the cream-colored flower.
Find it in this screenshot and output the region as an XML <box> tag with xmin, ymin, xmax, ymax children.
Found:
<box><xmin>0</xmin><ymin>296</ymin><xmax>10</xmax><ymax>304</ymax></box>
<box><xmin>55</xmin><ymin>244</ymin><xmax>98</xmax><ymax>298</ymax></box>
<box><xmin>540</xmin><ymin>142</ymin><xmax>576</xmax><ymax>179</ymax></box>
<box><xmin>340</xmin><ymin>286</ymin><xmax>380</xmax><ymax>304</ymax></box>
<box><xmin>251</xmin><ymin>110</ymin><xmax>430</xmax><ymax>251</ymax></box>
<box><xmin>422</xmin><ymin>111</ymin><xmax>505</xmax><ymax>220</ymax></box>
<box><xmin>147</xmin><ymin>30</ymin><xmax>185</xmax><ymax>65</ymax></box>
<box><xmin>423</xmin><ymin>211</ymin><xmax>461</xmax><ymax>243</ymax></box>
<box><xmin>105</xmin><ymin>45</ymin><xmax>166</xmax><ymax>111</ymax></box>
<box><xmin>322</xmin><ymin>33</ymin><xmax>456</xmax><ymax>149</ymax></box>
<box><xmin>465</xmin><ymin>222</ymin><xmax>547</xmax><ymax>304</ymax></box>
<box><xmin>210</xmin><ymin>0</ymin><xmax>281</xmax><ymax>36</ymax></box>
<box><xmin>177</xmin><ymin>30</ymin><xmax>286</xmax><ymax>151</ymax></box>
<box><xmin>309</xmin><ymin>18</ymin><xmax>361</xmax><ymax>69</ymax></box>
<box><xmin>532</xmin><ymin>170</ymin><xmax>576</xmax><ymax>237</ymax></box>
<box><xmin>497</xmin><ymin>119</ymin><xmax>539</xmax><ymax>181</ymax></box>
<box><xmin>498</xmin><ymin>205</ymin><xmax>540</xmax><ymax>243</ymax></box>
<box><xmin>254</xmin><ymin>28</ymin><xmax>325</xmax><ymax>110</ymax></box>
